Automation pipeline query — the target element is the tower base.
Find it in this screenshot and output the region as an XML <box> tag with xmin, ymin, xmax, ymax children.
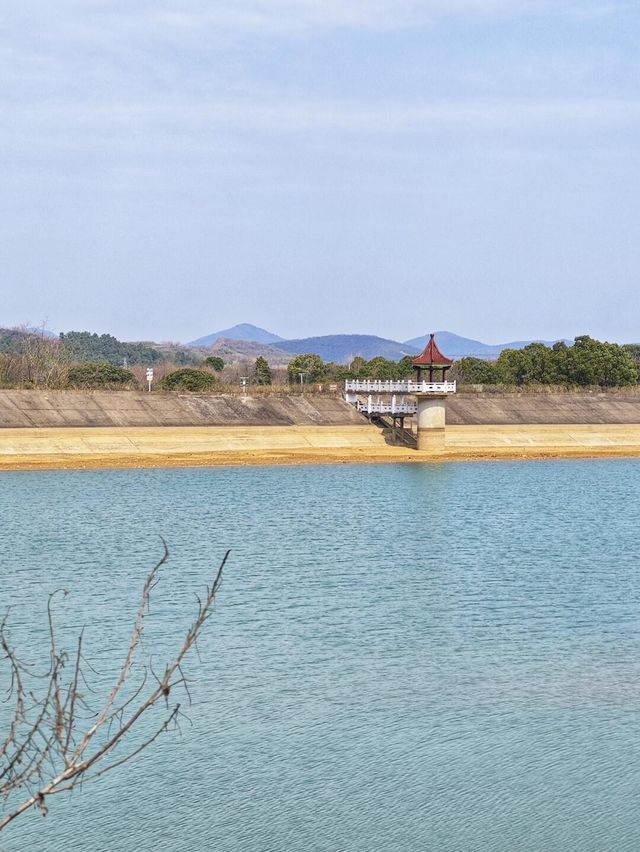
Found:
<box><xmin>417</xmin><ymin>426</ymin><xmax>445</xmax><ymax>452</ymax></box>
<box><xmin>415</xmin><ymin>395</ymin><xmax>446</xmax><ymax>454</ymax></box>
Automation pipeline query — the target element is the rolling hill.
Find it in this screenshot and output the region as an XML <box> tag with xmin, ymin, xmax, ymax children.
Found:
<box><xmin>207</xmin><ymin>337</ymin><xmax>291</xmax><ymax>366</ymax></box>
<box><xmin>188</xmin><ymin>323</ymin><xmax>573</xmax><ymax>363</ymax></box>
<box><xmin>404</xmin><ymin>331</ymin><xmax>572</xmax><ymax>360</ymax></box>
<box><xmin>189</xmin><ymin>323</ymin><xmax>283</xmax><ymax>347</ymax></box>
<box><xmin>275</xmin><ymin>335</ymin><xmax>419</xmax><ymax>363</ymax></box>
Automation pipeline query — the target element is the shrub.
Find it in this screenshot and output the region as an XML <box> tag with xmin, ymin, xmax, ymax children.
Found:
<box><xmin>158</xmin><ymin>368</ymin><xmax>219</xmax><ymax>392</ymax></box>
<box><xmin>66</xmin><ymin>363</ymin><xmax>139</xmax><ymax>389</ymax></box>
<box><xmin>287</xmin><ymin>353</ymin><xmax>327</xmax><ymax>384</ymax></box>
<box><xmin>203</xmin><ymin>356</ymin><xmax>224</xmax><ymax>372</ymax></box>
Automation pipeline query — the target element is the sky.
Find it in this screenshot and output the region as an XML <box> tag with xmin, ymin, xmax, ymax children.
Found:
<box><xmin>1</xmin><ymin>0</ymin><xmax>639</xmax><ymax>344</ymax></box>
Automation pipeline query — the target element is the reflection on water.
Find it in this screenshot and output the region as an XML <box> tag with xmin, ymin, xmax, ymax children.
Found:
<box><xmin>1</xmin><ymin>460</ymin><xmax>640</xmax><ymax>851</ymax></box>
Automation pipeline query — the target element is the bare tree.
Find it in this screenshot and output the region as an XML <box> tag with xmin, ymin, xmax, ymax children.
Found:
<box><xmin>0</xmin><ymin>324</ymin><xmax>70</xmax><ymax>389</ymax></box>
<box><xmin>0</xmin><ymin>543</ymin><xmax>230</xmax><ymax>831</ymax></box>
<box><xmin>18</xmin><ymin>325</ymin><xmax>70</xmax><ymax>389</ymax></box>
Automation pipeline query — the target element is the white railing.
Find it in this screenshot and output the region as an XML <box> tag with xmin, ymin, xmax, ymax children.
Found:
<box><xmin>345</xmin><ymin>380</ymin><xmax>456</xmax><ymax>394</ymax></box>
<box><xmin>356</xmin><ymin>400</ymin><xmax>417</xmax><ymax>415</ymax></box>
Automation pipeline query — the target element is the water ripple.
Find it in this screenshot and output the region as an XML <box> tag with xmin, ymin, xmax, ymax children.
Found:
<box><xmin>1</xmin><ymin>460</ymin><xmax>640</xmax><ymax>850</ymax></box>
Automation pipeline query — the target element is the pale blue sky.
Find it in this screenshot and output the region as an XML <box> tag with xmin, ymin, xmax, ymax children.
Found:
<box><xmin>1</xmin><ymin>1</ymin><xmax>639</xmax><ymax>343</ymax></box>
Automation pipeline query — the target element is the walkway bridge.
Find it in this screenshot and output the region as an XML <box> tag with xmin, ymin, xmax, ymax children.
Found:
<box><xmin>344</xmin><ymin>380</ymin><xmax>456</xmax><ymax>417</ymax></box>
<box><xmin>344</xmin><ymin>379</ymin><xmax>456</xmax><ymax>448</ymax></box>
<box><xmin>354</xmin><ymin>398</ymin><xmax>417</xmax><ymax>415</ymax></box>
<box><xmin>345</xmin><ymin>380</ymin><xmax>456</xmax><ymax>394</ymax></box>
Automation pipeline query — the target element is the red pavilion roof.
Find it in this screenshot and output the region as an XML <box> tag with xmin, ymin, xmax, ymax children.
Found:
<box><xmin>412</xmin><ymin>334</ymin><xmax>454</xmax><ymax>367</ymax></box>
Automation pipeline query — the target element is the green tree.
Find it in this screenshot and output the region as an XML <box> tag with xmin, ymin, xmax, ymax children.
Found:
<box><xmin>623</xmin><ymin>343</ymin><xmax>640</xmax><ymax>363</ymax></box>
<box><xmin>58</xmin><ymin>331</ymin><xmax>198</xmax><ymax>367</ymax></box>
<box><xmin>204</xmin><ymin>356</ymin><xmax>224</xmax><ymax>372</ymax></box>
<box><xmin>341</xmin><ymin>355</ymin><xmax>412</xmax><ymax>381</ymax></box>
<box><xmin>363</xmin><ymin>356</ymin><xmax>400</xmax><ymax>380</ymax></box>
<box><xmin>496</xmin><ymin>342</ymin><xmax>565</xmax><ymax>386</ymax></box>
<box><xmin>158</xmin><ymin>368</ymin><xmax>218</xmax><ymax>392</ymax></box>
<box><xmin>563</xmin><ymin>336</ymin><xmax>638</xmax><ymax>387</ymax></box>
<box><xmin>397</xmin><ymin>355</ymin><xmax>416</xmax><ymax>377</ymax></box>
<box><xmin>494</xmin><ymin>348</ymin><xmax>530</xmax><ymax>385</ymax></box>
<box><xmin>455</xmin><ymin>357</ymin><xmax>498</xmax><ymax>384</ymax></box>
<box><xmin>60</xmin><ymin>332</ymin><xmax>164</xmax><ymax>366</ymax></box>
<box><xmin>253</xmin><ymin>356</ymin><xmax>272</xmax><ymax>385</ymax></box>
<box><xmin>66</xmin><ymin>363</ymin><xmax>139</xmax><ymax>389</ymax></box>
<box><xmin>521</xmin><ymin>342</ymin><xmax>561</xmax><ymax>384</ymax></box>
<box><xmin>287</xmin><ymin>353</ymin><xmax>327</xmax><ymax>385</ymax></box>
<box><xmin>343</xmin><ymin>356</ymin><xmax>367</xmax><ymax>378</ymax></box>
<box><xmin>492</xmin><ymin>337</ymin><xmax>638</xmax><ymax>388</ymax></box>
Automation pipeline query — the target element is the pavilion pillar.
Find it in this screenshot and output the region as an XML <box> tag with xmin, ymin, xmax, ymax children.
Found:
<box><xmin>415</xmin><ymin>395</ymin><xmax>446</xmax><ymax>453</ymax></box>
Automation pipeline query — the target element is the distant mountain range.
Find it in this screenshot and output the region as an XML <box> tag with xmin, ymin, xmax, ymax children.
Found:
<box><xmin>9</xmin><ymin>321</ymin><xmax>573</xmax><ymax>363</ymax></box>
<box><xmin>189</xmin><ymin>324</ymin><xmax>572</xmax><ymax>363</ymax></box>
<box><xmin>404</xmin><ymin>331</ymin><xmax>572</xmax><ymax>360</ymax></box>
<box><xmin>276</xmin><ymin>334</ymin><xmax>417</xmax><ymax>362</ymax></box>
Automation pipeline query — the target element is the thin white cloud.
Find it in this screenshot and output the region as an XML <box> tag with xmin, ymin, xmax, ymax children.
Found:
<box><xmin>174</xmin><ymin>97</ymin><xmax>640</xmax><ymax>134</ymax></box>
<box><xmin>2</xmin><ymin>0</ymin><xmax>623</xmax><ymax>39</ymax></box>
<box><xmin>0</xmin><ymin>1</ymin><xmax>635</xmax><ymax>170</ymax></box>
<box><xmin>144</xmin><ymin>0</ymin><xmax>619</xmax><ymax>34</ymax></box>
<box><xmin>4</xmin><ymin>96</ymin><xmax>639</xmax><ymax>141</ymax></box>
<box><xmin>0</xmin><ymin>1</ymin><xmax>630</xmax><ymax>103</ymax></box>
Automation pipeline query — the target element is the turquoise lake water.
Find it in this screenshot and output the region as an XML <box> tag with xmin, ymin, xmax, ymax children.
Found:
<box><xmin>2</xmin><ymin>460</ymin><xmax>640</xmax><ymax>850</ymax></box>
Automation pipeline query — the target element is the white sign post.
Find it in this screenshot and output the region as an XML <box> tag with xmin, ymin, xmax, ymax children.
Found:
<box><xmin>240</xmin><ymin>376</ymin><xmax>248</xmax><ymax>395</ymax></box>
<box><xmin>146</xmin><ymin>368</ymin><xmax>154</xmax><ymax>392</ymax></box>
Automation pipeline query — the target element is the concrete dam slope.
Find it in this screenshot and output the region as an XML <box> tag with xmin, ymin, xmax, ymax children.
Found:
<box><xmin>447</xmin><ymin>391</ymin><xmax>640</xmax><ymax>425</ymax></box>
<box><xmin>2</xmin><ymin>389</ymin><xmax>640</xmax><ymax>430</ymax></box>
<box><xmin>0</xmin><ymin>390</ymin><xmax>365</xmax><ymax>429</ymax></box>
<box><xmin>3</xmin><ymin>389</ymin><xmax>640</xmax><ymax>469</ymax></box>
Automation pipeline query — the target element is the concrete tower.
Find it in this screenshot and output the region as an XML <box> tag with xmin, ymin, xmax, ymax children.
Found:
<box><xmin>411</xmin><ymin>334</ymin><xmax>454</xmax><ymax>453</ymax></box>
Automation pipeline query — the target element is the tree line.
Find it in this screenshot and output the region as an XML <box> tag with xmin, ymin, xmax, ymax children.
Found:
<box><xmin>0</xmin><ymin>331</ymin><xmax>278</xmax><ymax>391</ymax></box>
<box><xmin>1</xmin><ymin>329</ymin><xmax>639</xmax><ymax>391</ymax></box>
<box><xmin>59</xmin><ymin>331</ymin><xmax>198</xmax><ymax>366</ymax></box>
<box><xmin>0</xmin><ymin>329</ymin><xmax>198</xmax><ymax>367</ymax></box>
<box><xmin>455</xmin><ymin>337</ymin><xmax>639</xmax><ymax>388</ymax></box>
<box><xmin>287</xmin><ymin>337</ymin><xmax>640</xmax><ymax>389</ymax></box>
<box><xmin>286</xmin><ymin>353</ymin><xmax>416</xmax><ymax>384</ymax></box>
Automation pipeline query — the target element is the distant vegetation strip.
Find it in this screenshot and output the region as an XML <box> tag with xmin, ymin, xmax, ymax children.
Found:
<box><xmin>1</xmin><ymin>327</ymin><xmax>639</xmax><ymax>391</ymax></box>
<box><xmin>58</xmin><ymin>331</ymin><xmax>198</xmax><ymax>366</ymax></box>
<box><xmin>4</xmin><ymin>321</ymin><xmax>581</xmax><ymax>363</ymax></box>
<box><xmin>455</xmin><ymin>337</ymin><xmax>640</xmax><ymax>388</ymax></box>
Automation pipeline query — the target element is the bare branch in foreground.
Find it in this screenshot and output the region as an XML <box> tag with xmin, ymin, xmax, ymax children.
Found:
<box><xmin>0</xmin><ymin>545</ymin><xmax>230</xmax><ymax>831</ymax></box>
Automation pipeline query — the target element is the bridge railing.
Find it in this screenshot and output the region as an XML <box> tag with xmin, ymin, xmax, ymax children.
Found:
<box><xmin>345</xmin><ymin>380</ymin><xmax>456</xmax><ymax>394</ymax></box>
<box><xmin>355</xmin><ymin>400</ymin><xmax>417</xmax><ymax>415</ymax></box>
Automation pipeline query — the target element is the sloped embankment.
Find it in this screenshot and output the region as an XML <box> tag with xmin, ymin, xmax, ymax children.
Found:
<box><xmin>2</xmin><ymin>389</ymin><xmax>640</xmax><ymax>430</ymax></box>
<box><xmin>3</xmin><ymin>390</ymin><xmax>640</xmax><ymax>469</ymax></box>
<box><xmin>0</xmin><ymin>390</ymin><xmax>365</xmax><ymax>429</ymax></box>
<box><xmin>447</xmin><ymin>391</ymin><xmax>640</xmax><ymax>425</ymax></box>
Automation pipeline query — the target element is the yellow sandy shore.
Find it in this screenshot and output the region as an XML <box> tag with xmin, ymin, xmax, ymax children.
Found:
<box><xmin>2</xmin><ymin>424</ymin><xmax>640</xmax><ymax>470</ymax></box>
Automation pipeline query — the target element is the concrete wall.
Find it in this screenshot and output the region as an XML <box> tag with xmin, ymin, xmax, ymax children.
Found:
<box><xmin>0</xmin><ymin>390</ymin><xmax>366</xmax><ymax>429</ymax></box>
<box><xmin>2</xmin><ymin>389</ymin><xmax>640</xmax><ymax>429</ymax></box>
<box><xmin>447</xmin><ymin>391</ymin><xmax>640</xmax><ymax>425</ymax></box>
